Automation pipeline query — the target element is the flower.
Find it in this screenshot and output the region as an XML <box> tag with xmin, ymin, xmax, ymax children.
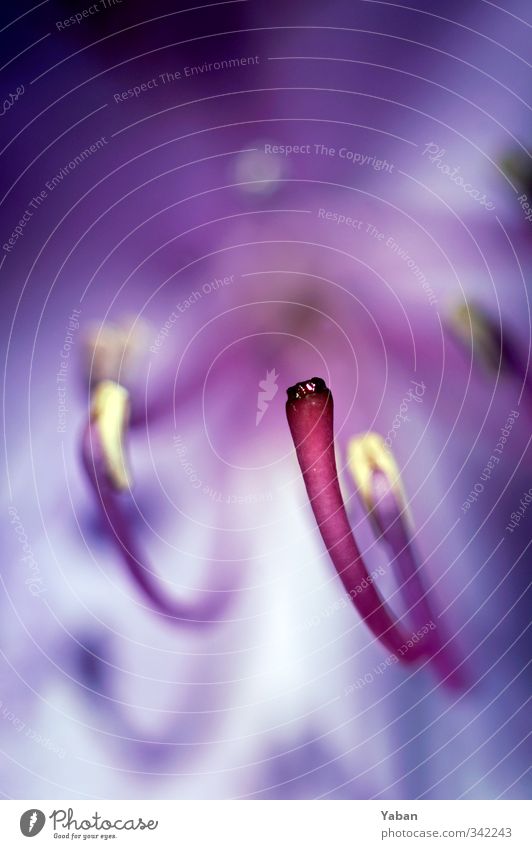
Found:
<box><xmin>1</xmin><ymin>0</ymin><xmax>531</xmax><ymax>801</ymax></box>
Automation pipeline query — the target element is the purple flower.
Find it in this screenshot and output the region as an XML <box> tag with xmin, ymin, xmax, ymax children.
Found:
<box><xmin>1</xmin><ymin>0</ymin><xmax>531</xmax><ymax>801</ymax></box>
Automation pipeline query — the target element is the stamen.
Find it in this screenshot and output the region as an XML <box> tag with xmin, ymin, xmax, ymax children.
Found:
<box><xmin>501</xmin><ymin>151</ymin><xmax>532</xmax><ymax>195</ymax></box>
<box><xmin>448</xmin><ymin>301</ymin><xmax>532</xmax><ymax>412</ymax></box>
<box><xmin>84</xmin><ymin>322</ymin><xmax>129</xmax><ymax>388</ymax></box>
<box><xmin>82</xmin><ymin>381</ymin><xmax>235</xmax><ymax>626</ymax></box>
<box><xmin>84</xmin><ymin>317</ymin><xmax>150</xmax><ymax>389</ymax></box>
<box><xmin>348</xmin><ymin>434</ymin><xmax>430</xmax><ymax>625</ymax></box>
<box><xmin>90</xmin><ymin>380</ymin><xmax>132</xmax><ymax>492</ymax></box>
<box><xmin>347</xmin><ymin>432</ymin><xmax>410</xmax><ymax>537</ymax></box>
<box><xmin>448</xmin><ymin>302</ymin><xmax>502</xmax><ymax>373</ymax></box>
<box><xmin>286</xmin><ymin>377</ymin><xmax>427</xmax><ymax>661</ymax></box>
<box><xmin>348</xmin><ymin>434</ymin><xmax>466</xmax><ymax>687</ymax></box>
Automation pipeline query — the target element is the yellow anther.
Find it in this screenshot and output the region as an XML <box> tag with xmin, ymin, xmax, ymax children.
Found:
<box><xmin>90</xmin><ymin>380</ymin><xmax>132</xmax><ymax>491</ymax></box>
<box><xmin>449</xmin><ymin>302</ymin><xmax>501</xmax><ymax>372</ymax></box>
<box><xmin>347</xmin><ymin>433</ymin><xmax>409</xmax><ymax>532</ymax></box>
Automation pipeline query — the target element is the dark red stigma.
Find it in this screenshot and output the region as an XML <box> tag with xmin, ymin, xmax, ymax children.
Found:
<box><xmin>286</xmin><ymin>377</ymin><xmax>328</xmax><ymax>401</ymax></box>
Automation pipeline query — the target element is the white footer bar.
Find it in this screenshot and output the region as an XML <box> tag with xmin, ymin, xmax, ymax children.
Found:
<box><xmin>1</xmin><ymin>800</ymin><xmax>530</xmax><ymax>848</ymax></box>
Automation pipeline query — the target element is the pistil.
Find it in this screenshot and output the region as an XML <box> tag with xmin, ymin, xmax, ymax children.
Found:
<box><xmin>286</xmin><ymin>377</ymin><xmax>428</xmax><ymax>661</ymax></box>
